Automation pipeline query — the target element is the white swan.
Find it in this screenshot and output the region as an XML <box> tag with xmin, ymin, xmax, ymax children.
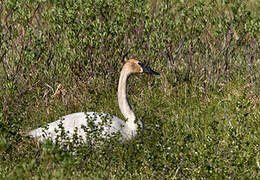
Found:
<box><xmin>28</xmin><ymin>59</ymin><xmax>159</xmax><ymax>144</ymax></box>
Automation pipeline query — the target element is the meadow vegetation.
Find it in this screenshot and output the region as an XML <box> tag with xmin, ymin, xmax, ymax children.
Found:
<box><xmin>0</xmin><ymin>0</ymin><xmax>259</xmax><ymax>179</ymax></box>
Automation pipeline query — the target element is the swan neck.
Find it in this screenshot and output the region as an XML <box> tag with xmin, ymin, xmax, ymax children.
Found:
<box><xmin>118</xmin><ymin>68</ymin><xmax>136</xmax><ymax>123</ymax></box>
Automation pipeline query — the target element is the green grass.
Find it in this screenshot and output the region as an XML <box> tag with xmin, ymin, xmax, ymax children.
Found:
<box><xmin>0</xmin><ymin>0</ymin><xmax>259</xmax><ymax>179</ymax></box>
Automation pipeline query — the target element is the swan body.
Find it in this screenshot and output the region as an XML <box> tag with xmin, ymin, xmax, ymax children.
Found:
<box><xmin>28</xmin><ymin>59</ymin><xmax>159</xmax><ymax>143</ymax></box>
<box><xmin>28</xmin><ymin>112</ymin><xmax>132</xmax><ymax>143</ymax></box>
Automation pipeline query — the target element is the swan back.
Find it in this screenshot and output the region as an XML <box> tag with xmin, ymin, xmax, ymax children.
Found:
<box><xmin>28</xmin><ymin>112</ymin><xmax>125</xmax><ymax>143</ymax></box>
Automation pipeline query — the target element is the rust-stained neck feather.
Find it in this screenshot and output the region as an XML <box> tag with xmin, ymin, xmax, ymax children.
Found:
<box><xmin>123</xmin><ymin>59</ymin><xmax>142</xmax><ymax>74</ymax></box>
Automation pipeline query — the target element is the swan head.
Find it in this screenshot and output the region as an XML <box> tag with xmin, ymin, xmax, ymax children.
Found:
<box><xmin>126</xmin><ymin>59</ymin><xmax>160</xmax><ymax>75</ymax></box>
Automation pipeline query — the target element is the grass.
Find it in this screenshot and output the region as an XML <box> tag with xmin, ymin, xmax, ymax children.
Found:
<box><xmin>0</xmin><ymin>0</ymin><xmax>259</xmax><ymax>179</ymax></box>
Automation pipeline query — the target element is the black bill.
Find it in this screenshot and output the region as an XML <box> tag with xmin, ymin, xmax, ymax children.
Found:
<box><xmin>138</xmin><ymin>62</ymin><xmax>160</xmax><ymax>75</ymax></box>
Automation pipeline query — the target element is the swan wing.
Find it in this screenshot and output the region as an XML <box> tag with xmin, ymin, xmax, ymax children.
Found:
<box><xmin>28</xmin><ymin>112</ymin><xmax>125</xmax><ymax>143</ymax></box>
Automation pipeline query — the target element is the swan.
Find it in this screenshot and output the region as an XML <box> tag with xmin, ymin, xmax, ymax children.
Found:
<box><xmin>28</xmin><ymin>59</ymin><xmax>159</xmax><ymax>144</ymax></box>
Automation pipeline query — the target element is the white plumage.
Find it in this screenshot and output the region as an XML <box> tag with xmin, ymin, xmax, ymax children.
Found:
<box><xmin>28</xmin><ymin>59</ymin><xmax>159</xmax><ymax>144</ymax></box>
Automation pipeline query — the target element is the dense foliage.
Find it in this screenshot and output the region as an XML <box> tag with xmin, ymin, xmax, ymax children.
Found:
<box><xmin>0</xmin><ymin>0</ymin><xmax>259</xmax><ymax>179</ymax></box>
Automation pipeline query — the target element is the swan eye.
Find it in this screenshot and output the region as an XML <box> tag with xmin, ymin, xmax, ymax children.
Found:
<box><xmin>137</xmin><ymin>62</ymin><xmax>143</xmax><ymax>66</ymax></box>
